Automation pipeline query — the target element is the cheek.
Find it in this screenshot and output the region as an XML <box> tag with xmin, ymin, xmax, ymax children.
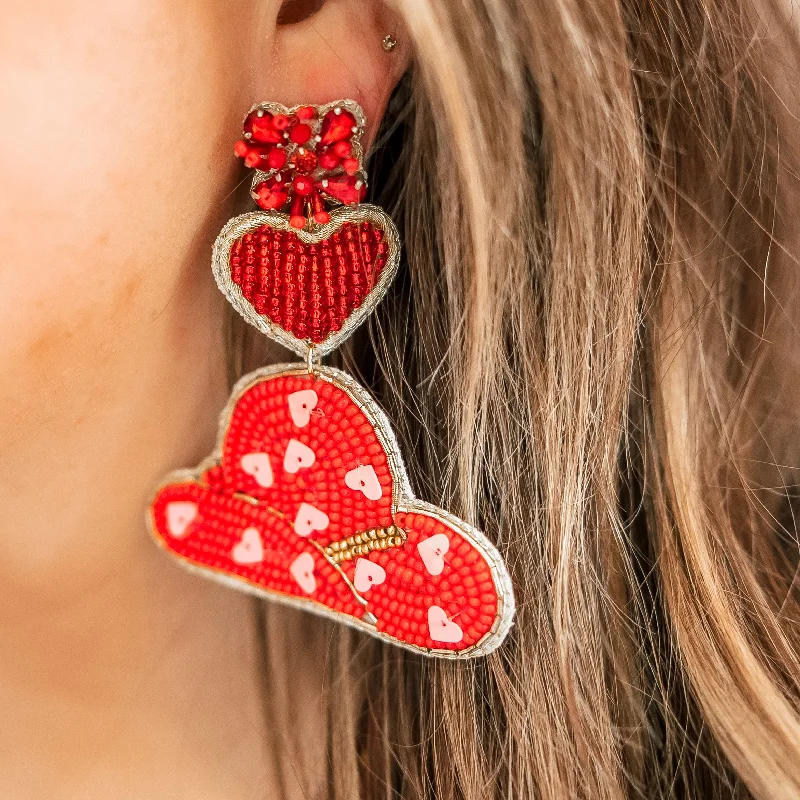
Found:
<box><xmin>0</xmin><ymin>0</ymin><xmax>256</xmax><ymax>378</ymax></box>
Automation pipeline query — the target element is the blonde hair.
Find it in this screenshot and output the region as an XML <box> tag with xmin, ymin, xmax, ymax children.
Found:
<box><xmin>230</xmin><ymin>0</ymin><xmax>800</xmax><ymax>796</ymax></box>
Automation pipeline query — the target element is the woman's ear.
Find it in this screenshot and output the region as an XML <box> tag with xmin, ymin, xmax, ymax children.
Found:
<box><xmin>267</xmin><ymin>0</ymin><xmax>411</xmax><ymax>144</ymax></box>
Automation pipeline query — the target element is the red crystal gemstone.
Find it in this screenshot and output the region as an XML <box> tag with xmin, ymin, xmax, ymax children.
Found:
<box><xmin>318</xmin><ymin>175</ymin><xmax>366</xmax><ymax>205</ymax></box>
<box><xmin>253</xmin><ymin>177</ymin><xmax>289</xmax><ymax>210</ymax></box>
<box><xmin>320</xmin><ymin>108</ymin><xmax>357</xmax><ymax>145</ymax></box>
<box><xmin>317</xmin><ymin>148</ymin><xmax>340</xmax><ymax>171</ymax></box>
<box><xmin>332</xmin><ymin>140</ymin><xmax>352</xmax><ymax>157</ymax></box>
<box><xmin>296</xmin><ymin>105</ymin><xmax>316</xmax><ymax>120</ymax></box>
<box><xmin>241</xmin><ymin>143</ymin><xmax>278</xmax><ymax>169</ymax></box>
<box><xmin>342</xmin><ymin>157</ymin><xmax>360</xmax><ymax>175</ymax></box>
<box><xmin>244</xmin><ymin>112</ymin><xmax>283</xmax><ymax>144</ymax></box>
<box><xmin>289</xmin><ymin>123</ymin><xmax>312</xmax><ymax>145</ymax></box>
<box><xmin>267</xmin><ymin>148</ymin><xmax>287</xmax><ymax>170</ymax></box>
<box><xmin>293</xmin><ymin>176</ymin><xmax>314</xmax><ymax>196</ymax></box>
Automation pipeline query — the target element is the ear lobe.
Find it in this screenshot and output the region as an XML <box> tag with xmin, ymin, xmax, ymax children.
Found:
<box><xmin>269</xmin><ymin>0</ymin><xmax>410</xmax><ymax>145</ymax></box>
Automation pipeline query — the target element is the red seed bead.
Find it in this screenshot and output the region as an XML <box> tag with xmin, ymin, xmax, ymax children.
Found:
<box><xmin>290</xmin><ymin>215</ymin><xmax>306</xmax><ymax>229</ymax></box>
<box><xmin>296</xmin><ymin>105</ymin><xmax>316</xmax><ymax>120</ymax></box>
<box><xmin>234</xmin><ymin>140</ymin><xmax>249</xmax><ymax>157</ymax></box>
<box><xmin>290</xmin><ymin>123</ymin><xmax>312</xmax><ymax>145</ymax></box>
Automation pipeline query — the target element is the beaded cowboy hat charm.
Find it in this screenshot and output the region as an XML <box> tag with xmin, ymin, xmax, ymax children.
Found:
<box><xmin>148</xmin><ymin>100</ymin><xmax>515</xmax><ymax>658</ymax></box>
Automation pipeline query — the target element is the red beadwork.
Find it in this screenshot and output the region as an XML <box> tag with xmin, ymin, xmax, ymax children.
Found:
<box><xmin>228</xmin><ymin>222</ymin><xmax>387</xmax><ymax>343</ymax></box>
<box><xmin>150</xmin><ymin>373</ymin><xmax>501</xmax><ymax>653</ymax></box>
<box><xmin>235</xmin><ymin>103</ymin><xmax>365</xmax><ymax>226</ymax></box>
<box><xmin>244</xmin><ymin>112</ymin><xmax>284</xmax><ymax>144</ymax></box>
<box><xmin>253</xmin><ymin>177</ymin><xmax>289</xmax><ymax>210</ymax></box>
<box><xmin>320</xmin><ymin>108</ymin><xmax>357</xmax><ymax>144</ymax></box>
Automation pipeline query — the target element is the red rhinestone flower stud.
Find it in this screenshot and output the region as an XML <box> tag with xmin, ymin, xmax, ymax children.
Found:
<box><xmin>236</xmin><ymin>100</ymin><xmax>367</xmax><ymax>226</ymax></box>
<box><xmin>148</xmin><ymin>100</ymin><xmax>515</xmax><ymax>658</ymax></box>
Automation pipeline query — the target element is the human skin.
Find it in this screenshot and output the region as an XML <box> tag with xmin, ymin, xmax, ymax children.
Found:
<box><xmin>0</xmin><ymin>0</ymin><xmax>407</xmax><ymax>797</ymax></box>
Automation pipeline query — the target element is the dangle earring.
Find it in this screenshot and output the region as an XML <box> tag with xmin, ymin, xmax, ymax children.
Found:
<box><xmin>148</xmin><ymin>100</ymin><xmax>515</xmax><ymax>658</ymax></box>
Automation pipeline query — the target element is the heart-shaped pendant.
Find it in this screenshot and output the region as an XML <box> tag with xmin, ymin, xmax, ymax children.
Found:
<box><xmin>213</xmin><ymin>205</ymin><xmax>399</xmax><ymax>358</ymax></box>
<box><xmin>149</xmin><ymin>364</ymin><xmax>515</xmax><ymax>658</ymax></box>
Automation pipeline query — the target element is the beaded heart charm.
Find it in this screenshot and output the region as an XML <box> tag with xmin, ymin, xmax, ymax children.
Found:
<box><xmin>149</xmin><ymin>100</ymin><xmax>515</xmax><ymax>658</ymax></box>
<box><xmin>212</xmin><ymin>99</ymin><xmax>398</xmax><ymax>358</ymax></box>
